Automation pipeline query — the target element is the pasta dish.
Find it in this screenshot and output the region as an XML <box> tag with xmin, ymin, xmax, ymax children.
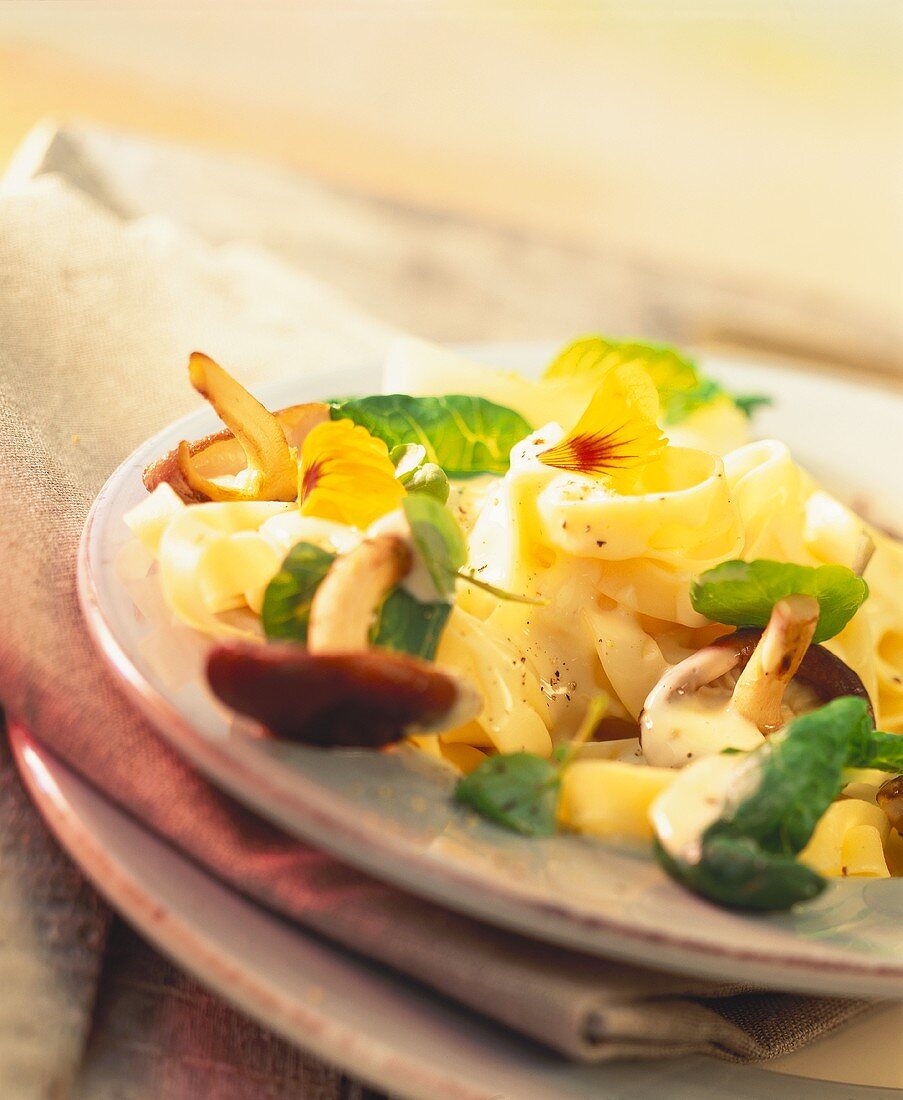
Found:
<box><xmin>124</xmin><ymin>336</ymin><xmax>903</xmax><ymax>911</ymax></box>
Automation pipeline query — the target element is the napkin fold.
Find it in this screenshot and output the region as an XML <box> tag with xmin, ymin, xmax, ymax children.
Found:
<box><xmin>0</xmin><ymin>163</ymin><xmax>872</xmax><ymax>1066</ymax></box>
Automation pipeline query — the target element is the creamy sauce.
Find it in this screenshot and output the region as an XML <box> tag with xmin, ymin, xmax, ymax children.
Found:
<box><xmin>641</xmin><ymin>691</ymin><xmax>766</xmax><ymax>769</ymax></box>
<box><xmin>650</xmin><ymin>754</ymin><xmax>738</xmax><ymax>861</ymax></box>
<box><xmin>651</xmin><ymin>752</ymin><xmax>763</xmax><ymax>862</ymax></box>
<box><xmin>641</xmin><ymin>673</ymin><xmax>821</xmax><ymax>769</ymax></box>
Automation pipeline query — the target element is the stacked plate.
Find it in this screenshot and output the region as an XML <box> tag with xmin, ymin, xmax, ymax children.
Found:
<box><xmin>34</xmin><ymin>348</ymin><xmax>903</xmax><ymax>1097</ymax></box>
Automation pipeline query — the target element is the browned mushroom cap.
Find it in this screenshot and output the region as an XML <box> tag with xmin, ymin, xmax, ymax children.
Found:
<box><xmin>709</xmin><ymin>629</ymin><xmax>873</xmax><ymax>715</ymax></box>
<box><xmin>640</xmin><ymin>614</ymin><xmax>873</xmax><ymax>767</ymax></box>
<box><xmin>143</xmin><ymin>428</ymin><xmax>236</xmax><ymax>503</ymax></box>
<box><xmin>877</xmin><ymin>776</ymin><xmax>903</xmax><ymax>834</ymax></box>
<box><xmin>207</xmin><ymin>643</ymin><xmax>481</xmax><ymax>747</ymax></box>
<box><xmin>143</xmin><ymin>402</ymin><xmax>329</xmax><ymax>503</ymax></box>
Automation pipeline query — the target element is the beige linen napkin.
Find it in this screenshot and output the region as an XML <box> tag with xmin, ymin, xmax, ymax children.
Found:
<box><xmin>0</xmin><ymin>173</ymin><xmax>871</xmax><ymax>1067</ymax></box>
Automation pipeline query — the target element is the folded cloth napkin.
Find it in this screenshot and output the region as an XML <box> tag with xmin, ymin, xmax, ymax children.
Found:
<box><xmin>0</xmin><ymin>171</ymin><xmax>871</xmax><ymax>1068</ymax></box>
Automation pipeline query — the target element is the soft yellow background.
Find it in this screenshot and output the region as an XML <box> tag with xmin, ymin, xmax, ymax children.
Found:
<box><xmin>2</xmin><ymin>2</ymin><xmax>901</xmax><ymax>371</ymax></box>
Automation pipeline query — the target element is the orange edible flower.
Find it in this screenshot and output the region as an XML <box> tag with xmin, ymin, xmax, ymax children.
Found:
<box><xmin>539</xmin><ymin>362</ymin><xmax>666</xmax><ymax>489</ymax></box>
<box><xmin>298</xmin><ymin>419</ymin><xmax>405</xmax><ymax>528</ymax></box>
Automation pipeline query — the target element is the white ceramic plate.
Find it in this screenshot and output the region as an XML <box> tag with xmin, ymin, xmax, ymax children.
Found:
<box><xmin>13</xmin><ymin>723</ymin><xmax>903</xmax><ymax>1099</ymax></box>
<box><xmin>79</xmin><ymin>345</ymin><xmax>903</xmax><ymax>996</ymax></box>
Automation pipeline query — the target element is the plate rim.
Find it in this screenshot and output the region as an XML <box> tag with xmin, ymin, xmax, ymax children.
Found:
<box><xmin>17</xmin><ymin>722</ymin><xmax>893</xmax><ymax>1100</ymax></box>
<box><xmin>77</xmin><ymin>347</ymin><xmax>903</xmax><ymax>997</ymax></box>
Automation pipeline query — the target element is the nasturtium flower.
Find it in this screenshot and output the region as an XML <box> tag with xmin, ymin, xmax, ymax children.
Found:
<box><xmin>538</xmin><ymin>362</ymin><xmax>667</xmax><ymax>488</ymax></box>
<box><xmin>298</xmin><ymin>419</ymin><xmax>405</xmax><ymax>528</ymax></box>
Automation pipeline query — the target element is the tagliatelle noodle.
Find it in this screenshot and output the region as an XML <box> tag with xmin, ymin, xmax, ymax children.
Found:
<box><xmin>538</xmin><ymin>444</ymin><xmax>744</xmax><ymax>566</ymax></box>
<box><xmin>558</xmin><ymin>759</ymin><xmax>677</xmax><ymax>840</ymax></box>
<box><xmin>583</xmin><ymin>604</ymin><xmax>670</xmax><ymax>720</ymax></box>
<box><xmin>123</xmin><ymin>482</ymin><xmax>186</xmax><ymax>554</ymax></box>
<box><xmin>256</xmin><ymin>511</ymin><xmax>360</xmax><ymax>558</ymax></box>
<box><xmin>860</xmin><ymin>537</ymin><xmax>903</xmax><ymax>733</ymax></box>
<box><xmin>803</xmin><ymin>488</ymin><xmax>903</xmax><ymax>733</ymax></box>
<box><xmin>155</xmin><ymin>501</ymin><xmax>290</xmax><ymax>639</ymax></box>
<box><xmin>799</xmin><ymin>799</ymin><xmax>891</xmax><ymax>878</ymax></box>
<box><xmin>722</xmin><ymin>440</ymin><xmax>809</xmax><ymax>562</ymax></box>
<box><xmin>465</xmin><ymin>429</ymin><xmax>746</xmax><ymax>730</ymax></box>
<box><xmin>435</xmin><ymin>608</ymin><xmax>553</xmax><ymax>756</ymax></box>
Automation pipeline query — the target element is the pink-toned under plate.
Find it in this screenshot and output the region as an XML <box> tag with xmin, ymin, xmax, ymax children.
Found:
<box><xmin>13</xmin><ymin>723</ymin><xmax>903</xmax><ymax>1098</ymax></box>
<box><xmin>78</xmin><ymin>346</ymin><xmax>903</xmax><ymax>999</ymax></box>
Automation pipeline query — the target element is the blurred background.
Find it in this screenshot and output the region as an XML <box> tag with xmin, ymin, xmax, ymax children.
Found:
<box><xmin>2</xmin><ymin>0</ymin><xmax>901</xmax><ymax>379</ymax></box>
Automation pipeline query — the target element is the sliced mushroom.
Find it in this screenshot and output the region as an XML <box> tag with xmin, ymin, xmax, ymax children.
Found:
<box><xmin>208</xmin><ymin>644</ymin><xmax>481</xmax><ymax>746</ymax></box>
<box><xmin>143</xmin><ymin>353</ymin><xmax>329</xmax><ymax>502</ymax></box>
<box><xmin>143</xmin><ymin>428</ymin><xmax>239</xmax><ymax>503</ymax></box>
<box><xmin>640</xmin><ymin>598</ymin><xmax>872</xmax><ymax>768</ymax></box>
<box><xmin>308</xmin><ymin>534</ymin><xmax>413</xmax><ymax>654</ymax></box>
<box><xmin>877</xmin><ymin>776</ymin><xmax>903</xmax><ymax>834</ymax></box>
<box><xmin>179</xmin><ymin>352</ymin><xmax>299</xmax><ymax>502</ymax></box>
<box><xmin>208</xmin><ymin>530</ymin><xmax>482</xmax><ymax>746</ymax></box>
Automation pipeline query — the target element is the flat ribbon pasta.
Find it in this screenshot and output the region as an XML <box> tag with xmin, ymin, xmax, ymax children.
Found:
<box><xmin>156</xmin><ymin>501</ymin><xmax>290</xmax><ymax>639</ymax></box>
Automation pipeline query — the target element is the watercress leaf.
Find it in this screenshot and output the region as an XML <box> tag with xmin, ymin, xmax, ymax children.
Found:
<box><xmin>372</xmin><ymin>588</ymin><xmax>451</xmax><ymax>661</ymax></box>
<box><xmin>656</xmin><ymin>837</ymin><xmax>825</xmax><ymax>911</ymax></box>
<box><xmin>733</xmin><ymin>393</ymin><xmax>773</xmax><ymax>419</ymax></box>
<box><xmin>654</xmin><ymin>697</ymin><xmax>871</xmax><ymax>910</ymax></box>
<box><xmin>405</xmin><ymin>462</ymin><xmax>450</xmax><ymax>503</ymax></box>
<box><xmin>403</xmin><ymin>493</ymin><xmax>466</xmax><ymax>598</ymax></box>
<box><xmin>328</xmin><ymin>394</ymin><xmax>532</xmax><ymax>478</ymax></box>
<box><xmin>660</xmin><ymin>378</ymin><xmax>722</xmax><ymax>425</ymax></box>
<box><xmin>690</xmin><ymin>559</ymin><xmax>869</xmax><ymax>643</ymax></box>
<box><xmin>455</xmin><ymin>752</ymin><xmax>560</xmax><ymax>837</ymax></box>
<box><xmin>846</xmin><ymin>727</ymin><xmax>903</xmax><ymax>772</ymax></box>
<box><xmin>715</xmin><ymin>697</ymin><xmax>870</xmax><ymax>855</ymax></box>
<box><xmin>541</xmin><ymin>334</ymin><xmax>771</xmax><ymax>425</ymax></box>
<box><xmin>261</xmin><ymin>542</ymin><xmax>335</xmax><ymax>642</ymax></box>
<box><xmin>543</xmin><ymin>335</ymin><xmax>698</xmax><ymax>391</ymax></box>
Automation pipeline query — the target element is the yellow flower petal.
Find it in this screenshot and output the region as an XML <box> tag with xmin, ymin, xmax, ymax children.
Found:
<box><xmin>539</xmin><ymin>362</ymin><xmax>667</xmax><ymax>488</ymax></box>
<box><xmin>298</xmin><ymin>419</ymin><xmax>405</xmax><ymax>528</ymax></box>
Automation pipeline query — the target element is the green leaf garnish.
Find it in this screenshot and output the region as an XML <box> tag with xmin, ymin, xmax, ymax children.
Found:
<box><xmin>690</xmin><ymin>559</ymin><xmax>869</xmax><ymax>643</ymax></box>
<box><xmin>261</xmin><ymin>538</ymin><xmax>451</xmax><ymax>659</ymax></box>
<box><xmin>402</xmin><ymin>494</ymin><xmax>466</xmax><ymax>598</ymax></box>
<box><xmin>846</xmin><ymin>727</ymin><xmax>903</xmax><ymax>772</ymax></box>
<box><xmin>733</xmin><ymin>393</ymin><xmax>773</xmax><ymax>419</ymax></box>
<box><xmin>328</xmin><ymin>394</ymin><xmax>532</xmax><ymax>478</ymax></box>
<box><xmin>655</xmin><ymin>696</ymin><xmax>875</xmax><ymax>910</ymax></box>
<box><xmin>454</xmin><ymin>695</ymin><xmax>608</xmax><ymax>837</ymax></box>
<box><xmin>544</xmin><ymin>335</ymin><xmax>698</xmax><ymax>390</ymax></box>
<box><xmin>542</xmin><ymin>334</ymin><xmax>771</xmax><ymax>425</ymax></box>
<box><xmin>261</xmin><ymin>541</ymin><xmax>335</xmax><ymax>642</ymax></box>
<box><xmin>455</xmin><ymin>752</ymin><xmax>561</xmax><ymax>837</ymax></box>
<box><xmin>372</xmin><ymin>587</ymin><xmax>451</xmax><ymax>661</ymax></box>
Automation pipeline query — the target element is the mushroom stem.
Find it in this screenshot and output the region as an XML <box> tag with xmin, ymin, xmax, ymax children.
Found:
<box><xmin>308</xmin><ymin>534</ymin><xmax>412</xmax><ymax>654</ymax></box>
<box><xmin>729</xmin><ymin>594</ymin><xmax>820</xmax><ymax>733</ymax></box>
<box><xmin>852</xmin><ymin>534</ymin><xmax>876</xmax><ymax>578</ymax></box>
